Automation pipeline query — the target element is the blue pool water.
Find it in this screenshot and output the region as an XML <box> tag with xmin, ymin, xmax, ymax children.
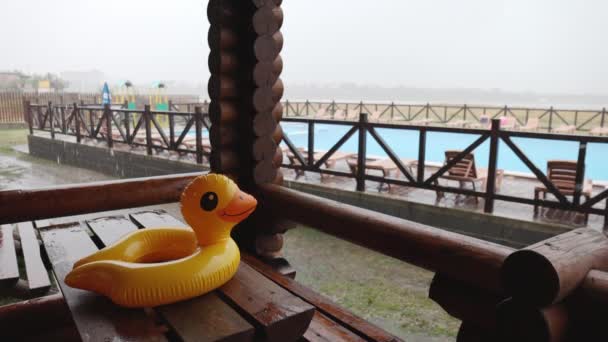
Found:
<box><xmin>280</xmin><ymin>122</ymin><xmax>608</xmax><ymax>181</ymax></box>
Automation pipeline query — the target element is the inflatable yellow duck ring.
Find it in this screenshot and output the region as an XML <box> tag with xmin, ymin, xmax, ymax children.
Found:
<box><xmin>65</xmin><ymin>173</ymin><xmax>257</xmax><ymax>308</ymax></box>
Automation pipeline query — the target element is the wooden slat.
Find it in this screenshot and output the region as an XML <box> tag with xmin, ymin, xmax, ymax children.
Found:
<box><xmin>130</xmin><ymin>211</ymin><xmax>256</xmax><ymax>342</ymax></box>
<box><xmin>158</xmin><ymin>294</ymin><xmax>255</xmax><ymax>342</ymax></box>
<box><xmin>17</xmin><ymin>222</ymin><xmax>50</xmax><ymax>291</ymax></box>
<box><xmin>0</xmin><ymin>225</ymin><xmax>19</xmax><ymax>282</ymax></box>
<box><xmin>242</xmin><ymin>254</ymin><xmax>401</xmax><ymax>342</ymax></box>
<box><xmin>129</xmin><ymin>209</ymin><xmax>188</xmax><ymax>228</ymax></box>
<box><xmin>86</xmin><ymin>215</ymin><xmax>139</xmax><ymax>246</ymax></box>
<box><xmin>219</xmin><ymin>262</ymin><xmax>315</xmax><ymax>342</ymax></box>
<box><xmin>303</xmin><ymin>312</ymin><xmax>366</xmax><ymax>342</ymax></box>
<box><xmin>40</xmin><ymin>222</ymin><xmax>167</xmax><ymax>342</ymax></box>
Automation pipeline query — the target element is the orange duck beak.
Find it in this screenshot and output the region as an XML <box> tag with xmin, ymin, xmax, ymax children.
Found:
<box><xmin>217</xmin><ymin>190</ymin><xmax>257</xmax><ymax>223</ymax></box>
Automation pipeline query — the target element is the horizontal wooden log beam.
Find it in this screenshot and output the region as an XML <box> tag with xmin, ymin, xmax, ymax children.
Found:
<box><xmin>502</xmin><ymin>228</ymin><xmax>608</xmax><ymax>306</ymax></box>
<box><xmin>208</xmin><ymin>51</ymin><xmax>238</xmax><ymax>74</ymax></box>
<box><xmin>253</xmin><ymin>6</ymin><xmax>283</xmax><ymax>35</ymax></box>
<box><xmin>0</xmin><ymin>173</ymin><xmax>200</xmax><ymax>224</ymax></box>
<box><xmin>259</xmin><ymin>184</ymin><xmax>512</xmax><ymax>293</ymax></box>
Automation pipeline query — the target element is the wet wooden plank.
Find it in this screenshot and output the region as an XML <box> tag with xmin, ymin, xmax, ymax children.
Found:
<box><xmin>303</xmin><ymin>312</ymin><xmax>365</xmax><ymax>342</ymax></box>
<box><xmin>158</xmin><ymin>294</ymin><xmax>255</xmax><ymax>342</ymax></box>
<box><xmin>0</xmin><ymin>225</ymin><xmax>19</xmax><ymax>283</ymax></box>
<box><xmin>219</xmin><ymin>262</ymin><xmax>316</xmax><ymax>342</ymax></box>
<box><xmin>131</xmin><ymin>210</ymin><xmax>255</xmax><ymax>342</ymax></box>
<box><xmin>40</xmin><ymin>222</ymin><xmax>167</xmax><ymax>342</ymax></box>
<box><xmin>17</xmin><ymin>222</ymin><xmax>50</xmax><ymax>291</ymax></box>
<box><xmin>86</xmin><ymin>215</ymin><xmax>138</xmax><ymax>246</ymax></box>
<box><xmin>129</xmin><ymin>209</ymin><xmax>188</xmax><ymax>228</ymax></box>
<box><xmin>242</xmin><ymin>253</ymin><xmax>400</xmax><ymax>342</ymax></box>
<box><xmin>34</xmin><ymin>219</ymin><xmax>51</xmax><ymax>229</ymax></box>
<box><xmin>132</xmin><ymin>210</ymin><xmax>316</xmax><ymax>341</ymax></box>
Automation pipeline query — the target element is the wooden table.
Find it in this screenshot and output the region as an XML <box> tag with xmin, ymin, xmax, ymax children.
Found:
<box><xmin>38</xmin><ymin>210</ymin><xmax>315</xmax><ymax>341</ymax></box>
<box><xmin>347</xmin><ymin>157</ymin><xmax>417</xmax><ymax>191</ymax></box>
<box><xmin>1</xmin><ymin>209</ymin><xmax>401</xmax><ymax>342</ymax></box>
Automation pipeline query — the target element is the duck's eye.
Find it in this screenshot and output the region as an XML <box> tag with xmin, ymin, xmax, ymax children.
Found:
<box><xmin>200</xmin><ymin>192</ymin><xmax>218</xmax><ymax>211</ymax></box>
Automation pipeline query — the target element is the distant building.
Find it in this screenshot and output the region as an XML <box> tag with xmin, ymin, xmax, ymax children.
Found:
<box><xmin>0</xmin><ymin>71</ymin><xmax>27</xmax><ymax>90</ymax></box>
<box><xmin>61</xmin><ymin>70</ymin><xmax>106</xmax><ymax>92</ymax></box>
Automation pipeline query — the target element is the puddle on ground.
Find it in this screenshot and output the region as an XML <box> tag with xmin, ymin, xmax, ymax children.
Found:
<box><xmin>0</xmin><ymin>147</ymin><xmax>114</xmax><ymax>190</ymax></box>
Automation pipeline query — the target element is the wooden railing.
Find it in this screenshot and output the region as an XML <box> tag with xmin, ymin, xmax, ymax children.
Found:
<box><xmin>281</xmin><ymin>115</ymin><xmax>608</xmax><ymax>226</ymax></box>
<box><xmin>25</xmin><ymin>101</ymin><xmax>211</xmax><ymax>164</ymax></box>
<box><xmin>1</xmin><ymin>174</ymin><xmax>608</xmax><ymax>339</ymax></box>
<box><xmin>284</xmin><ymin>100</ymin><xmax>608</xmax><ymax>133</ymax></box>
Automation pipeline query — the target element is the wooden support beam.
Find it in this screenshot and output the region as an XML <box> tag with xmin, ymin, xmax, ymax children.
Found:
<box><xmin>496</xmin><ymin>299</ymin><xmax>568</xmax><ymax>342</ymax></box>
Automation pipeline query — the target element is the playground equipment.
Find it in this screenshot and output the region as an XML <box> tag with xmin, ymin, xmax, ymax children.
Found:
<box><xmin>114</xmin><ymin>81</ymin><xmax>137</xmax><ymax>109</ymax></box>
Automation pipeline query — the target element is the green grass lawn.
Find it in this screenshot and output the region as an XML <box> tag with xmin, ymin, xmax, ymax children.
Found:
<box><xmin>0</xmin><ymin>129</ymin><xmax>27</xmax><ymax>154</ymax></box>
<box><xmin>284</xmin><ymin>226</ymin><xmax>459</xmax><ymax>341</ymax></box>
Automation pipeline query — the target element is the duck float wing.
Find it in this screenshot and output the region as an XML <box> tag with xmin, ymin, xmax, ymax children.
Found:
<box><xmin>73</xmin><ymin>228</ymin><xmax>197</xmax><ymax>268</ymax></box>
<box><xmin>66</xmin><ymin>238</ymin><xmax>240</xmax><ymax>308</ymax></box>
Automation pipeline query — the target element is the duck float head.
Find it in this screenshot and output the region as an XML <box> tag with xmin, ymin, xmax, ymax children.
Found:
<box><xmin>180</xmin><ymin>173</ymin><xmax>257</xmax><ymax>246</ymax></box>
<box><xmin>65</xmin><ymin>173</ymin><xmax>257</xmax><ymax>308</ymax></box>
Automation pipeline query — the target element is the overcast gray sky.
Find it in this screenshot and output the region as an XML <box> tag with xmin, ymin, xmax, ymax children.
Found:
<box><xmin>2</xmin><ymin>0</ymin><xmax>606</xmax><ymax>94</ymax></box>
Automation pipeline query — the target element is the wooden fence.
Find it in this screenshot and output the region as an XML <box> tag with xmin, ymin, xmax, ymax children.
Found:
<box><xmin>25</xmin><ymin>101</ymin><xmax>211</xmax><ymax>164</ymax></box>
<box><xmin>0</xmin><ymin>92</ymin><xmax>202</xmax><ymax>124</ymax></box>
<box><xmin>284</xmin><ymin>100</ymin><xmax>608</xmax><ymax>134</ymax></box>
<box><xmin>281</xmin><ymin>115</ymin><xmax>608</xmax><ymax>226</ymax></box>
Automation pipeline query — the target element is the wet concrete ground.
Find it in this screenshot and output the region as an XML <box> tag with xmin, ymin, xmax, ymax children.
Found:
<box><xmin>0</xmin><ymin>144</ymin><xmax>114</xmax><ymax>191</ymax></box>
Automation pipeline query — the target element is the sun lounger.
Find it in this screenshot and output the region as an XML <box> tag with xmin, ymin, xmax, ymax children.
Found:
<box><xmin>589</xmin><ymin>126</ymin><xmax>608</xmax><ymax>136</ymax></box>
<box><xmin>534</xmin><ymin>160</ymin><xmax>592</xmax><ymax>224</ymax></box>
<box><xmin>346</xmin><ymin>156</ymin><xmax>417</xmax><ymax>191</ymax></box>
<box><xmin>553</xmin><ymin>125</ymin><xmax>576</xmax><ymax>134</ymax></box>
<box><xmin>332</xmin><ymin>109</ymin><xmax>346</xmax><ymax>120</ymax></box>
<box><xmin>446</xmin><ymin>119</ymin><xmax>469</xmax><ymax>128</ymax></box>
<box><xmin>435</xmin><ymin>150</ymin><xmax>504</xmax><ymax>203</ymax></box>
<box><xmin>519</xmin><ymin>118</ymin><xmax>539</xmax><ymax>131</ymax></box>
<box><xmin>284</xmin><ymin>147</ymin><xmax>354</xmax><ymax>179</ymax></box>
<box><xmin>410</xmin><ymin>118</ymin><xmax>435</xmax><ymax>126</ymax></box>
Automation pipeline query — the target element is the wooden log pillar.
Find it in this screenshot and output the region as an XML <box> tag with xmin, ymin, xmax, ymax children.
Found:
<box><xmin>207</xmin><ymin>0</ymin><xmax>292</xmax><ymax>271</ymax></box>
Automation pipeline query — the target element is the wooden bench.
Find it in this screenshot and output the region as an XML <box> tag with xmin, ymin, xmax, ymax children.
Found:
<box><xmin>1</xmin><ymin>209</ymin><xmax>400</xmax><ymax>342</ymax></box>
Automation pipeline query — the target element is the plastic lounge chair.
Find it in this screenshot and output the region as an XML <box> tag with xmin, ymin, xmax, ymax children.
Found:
<box><xmin>519</xmin><ymin>118</ymin><xmax>539</xmax><ymax>131</ymax></box>
<box><xmin>446</xmin><ymin>119</ymin><xmax>469</xmax><ymax>128</ymax></box>
<box><xmin>553</xmin><ymin>125</ymin><xmax>576</xmax><ymax>134</ymax></box>
<box><xmin>589</xmin><ymin>126</ymin><xmax>608</xmax><ymax>136</ymax></box>
<box><xmin>499</xmin><ymin>116</ymin><xmax>517</xmax><ymax>130</ymax></box>
<box><xmin>534</xmin><ymin>160</ymin><xmax>592</xmax><ymax>224</ymax></box>
<box><xmin>435</xmin><ymin>150</ymin><xmax>504</xmax><ymax>203</ymax></box>
<box><xmin>468</xmin><ymin>115</ymin><xmax>490</xmax><ymax>129</ymax></box>
<box><xmin>332</xmin><ymin>109</ymin><xmax>346</xmax><ymax>120</ymax></box>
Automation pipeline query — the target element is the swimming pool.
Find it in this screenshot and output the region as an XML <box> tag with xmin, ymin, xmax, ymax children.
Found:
<box><xmin>280</xmin><ymin>122</ymin><xmax>608</xmax><ymax>181</ymax></box>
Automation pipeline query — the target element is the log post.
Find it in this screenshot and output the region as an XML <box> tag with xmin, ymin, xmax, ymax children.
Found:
<box><xmin>25</xmin><ymin>100</ymin><xmax>33</xmax><ymax>135</ymax></box>
<box><xmin>195</xmin><ymin>106</ymin><xmax>203</xmax><ymax>164</ymax></box>
<box><xmin>48</xmin><ymin>101</ymin><xmax>54</xmax><ymax>139</ymax></box>
<box><xmin>168</xmin><ymin>100</ymin><xmax>175</xmax><ymax>149</ymax></box>
<box><xmin>103</xmin><ymin>103</ymin><xmax>113</xmax><ymax>148</ymax></box>
<box><xmin>208</xmin><ymin>0</ymin><xmax>293</xmax><ymax>275</ymax></box>
<box><xmin>356</xmin><ymin>113</ymin><xmax>368</xmax><ymax>192</ymax></box>
<box><xmin>496</xmin><ymin>299</ymin><xmax>568</xmax><ymax>342</ymax></box>
<box><xmin>484</xmin><ymin>119</ymin><xmax>500</xmax><ymax>213</ymax></box>
<box><xmin>502</xmin><ymin>228</ymin><xmax>608</xmax><ymax>306</ymax></box>
<box><xmin>144</xmin><ymin>104</ymin><xmax>152</xmax><ymax>155</ymax></box>
<box><xmin>74</xmin><ymin>103</ymin><xmax>81</xmax><ymax>143</ymax></box>
<box><xmin>429</xmin><ymin>273</ymin><xmax>504</xmax><ymax>330</ymax></box>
